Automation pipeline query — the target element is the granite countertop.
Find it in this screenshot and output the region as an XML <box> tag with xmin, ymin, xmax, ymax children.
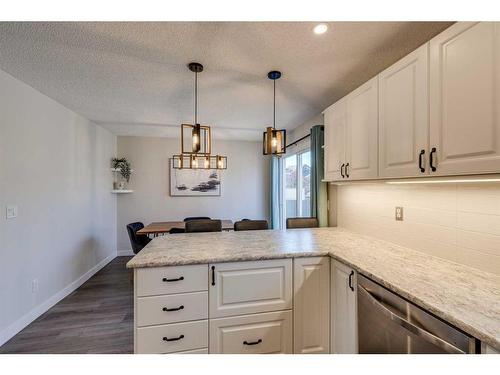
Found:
<box><xmin>126</xmin><ymin>227</ymin><xmax>500</xmax><ymax>350</ymax></box>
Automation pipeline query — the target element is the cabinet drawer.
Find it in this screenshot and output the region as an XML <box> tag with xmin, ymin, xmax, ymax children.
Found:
<box><xmin>209</xmin><ymin>259</ymin><xmax>292</xmax><ymax>318</ymax></box>
<box><xmin>210</xmin><ymin>310</ymin><xmax>292</xmax><ymax>354</ymax></box>
<box><xmin>175</xmin><ymin>348</ymin><xmax>208</xmax><ymax>354</ymax></box>
<box><xmin>136</xmin><ymin>264</ymin><xmax>207</xmax><ymax>297</ymax></box>
<box><xmin>137</xmin><ymin>291</ymin><xmax>208</xmax><ymax>327</ymax></box>
<box><xmin>136</xmin><ymin>320</ymin><xmax>208</xmax><ymax>354</ymax></box>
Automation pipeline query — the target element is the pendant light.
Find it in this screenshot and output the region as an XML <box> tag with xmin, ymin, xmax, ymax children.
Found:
<box><xmin>263</xmin><ymin>70</ymin><xmax>286</xmax><ymax>155</ymax></box>
<box><xmin>173</xmin><ymin>62</ymin><xmax>227</xmax><ymax>170</ymax></box>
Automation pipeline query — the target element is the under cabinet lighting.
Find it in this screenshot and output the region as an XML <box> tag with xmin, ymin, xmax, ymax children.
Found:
<box><xmin>385</xmin><ymin>177</ymin><xmax>500</xmax><ymax>185</ymax></box>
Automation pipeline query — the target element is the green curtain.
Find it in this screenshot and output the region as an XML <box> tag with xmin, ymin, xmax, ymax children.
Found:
<box><xmin>310</xmin><ymin>125</ymin><xmax>328</xmax><ymax>227</ymax></box>
<box><xmin>269</xmin><ymin>155</ymin><xmax>282</xmax><ymax>229</ymax></box>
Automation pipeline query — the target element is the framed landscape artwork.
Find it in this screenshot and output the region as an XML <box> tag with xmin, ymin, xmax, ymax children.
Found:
<box><xmin>169</xmin><ymin>159</ymin><xmax>221</xmax><ymax>196</ymax></box>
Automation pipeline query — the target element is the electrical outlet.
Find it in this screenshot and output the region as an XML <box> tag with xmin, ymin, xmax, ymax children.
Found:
<box><xmin>6</xmin><ymin>205</ymin><xmax>18</xmax><ymax>219</ymax></box>
<box><xmin>395</xmin><ymin>206</ymin><xmax>404</xmax><ymax>221</ymax></box>
<box><xmin>32</xmin><ymin>279</ymin><xmax>39</xmax><ymax>293</ymax></box>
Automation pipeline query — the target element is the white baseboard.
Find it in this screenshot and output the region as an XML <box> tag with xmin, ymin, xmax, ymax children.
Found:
<box><xmin>117</xmin><ymin>249</ymin><xmax>134</xmax><ymax>256</ymax></box>
<box><xmin>0</xmin><ymin>253</ymin><xmax>116</xmax><ymax>347</ymax></box>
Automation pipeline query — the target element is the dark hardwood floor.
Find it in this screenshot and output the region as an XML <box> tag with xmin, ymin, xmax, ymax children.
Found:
<box><xmin>0</xmin><ymin>256</ymin><xmax>133</xmax><ymax>354</ymax></box>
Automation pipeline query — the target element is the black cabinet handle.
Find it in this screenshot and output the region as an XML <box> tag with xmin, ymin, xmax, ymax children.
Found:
<box><xmin>340</xmin><ymin>163</ymin><xmax>345</xmax><ymax>178</ymax></box>
<box><xmin>162</xmin><ymin>305</ymin><xmax>184</xmax><ymax>312</ymax></box>
<box><xmin>348</xmin><ymin>271</ymin><xmax>354</xmax><ymax>291</ymax></box>
<box><xmin>430</xmin><ymin>147</ymin><xmax>437</xmax><ymax>172</ymax></box>
<box><xmin>243</xmin><ymin>339</ymin><xmax>262</xmax><ymax>346</ymax></box>
<box><xmin>345</xmin><ymin>163</ymin><xmax>350</xmax><ymax>178</ymax></box>
<box><xmin>419</xmin><ymin>150</ymin><xmax>425</xmax><ymax>173</ymax></box>
<box><xmin>162</xmin><ymin>276</ymin><xmax>184</xmax><ymax>282</ymax></box>
<box><xmin>163</xmin><ymin>334</ymin><xmax>184</xmax><ymax>342</ymax></box>
<box><xmin>211</xmin><ymin>266</ymin><xmax>215</xmax><ymax>286</ymax></box>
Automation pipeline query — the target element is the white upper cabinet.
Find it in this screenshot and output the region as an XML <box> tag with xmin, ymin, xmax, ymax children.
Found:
<box><xmin>323</xmin><ymin>22</ymin><xmax>500</xmax><ymax>182</ymax></box>
<box><xmin>379</xmin><ymin>44</ymin><xmax>430</xmax><ymax>178</ymax></box>
<box><xmin>430</xmin><ymin>22</ymin><xmax>500</xmax><ymax>175</ymax></box>
<box><xmin>324</xmin><ymin>99</ymin><xmax>346</xmax><ymax>181</ymax></box>
<box><xmin>345</xmin><ymin>76</ymin><xmax>379</xmax><ymax>180</ymax></box>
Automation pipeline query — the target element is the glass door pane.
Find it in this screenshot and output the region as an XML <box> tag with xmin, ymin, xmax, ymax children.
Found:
<box><xmin>284</xmin><ymin>154</ymin><xmax>297</xmax><ymax>218</ymax></box>
<box><xmin>300</xmin><ymin>151</ymin><xmax>311</xmax><ymax>217</ymax></box>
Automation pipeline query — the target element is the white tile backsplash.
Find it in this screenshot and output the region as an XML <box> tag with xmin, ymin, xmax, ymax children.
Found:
<box><xmin>336</xmin><ymin>182</ymin><xmax>500</xmax><ymax>275</ymax></box>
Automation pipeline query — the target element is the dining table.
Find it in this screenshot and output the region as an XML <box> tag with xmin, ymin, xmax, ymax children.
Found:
<box><xmin>137</xmin><ymin>220</ymin><xmax>234</xmax><ymax>237</ymax></box>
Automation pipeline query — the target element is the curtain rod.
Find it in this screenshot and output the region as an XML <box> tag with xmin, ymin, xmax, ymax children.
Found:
<box><xmin>286</xmin><ymin>125</ymin><xmax>323</xmax><ymax>148</ymax></box>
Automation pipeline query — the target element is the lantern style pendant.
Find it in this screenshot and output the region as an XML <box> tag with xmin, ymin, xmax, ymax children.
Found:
<box><xmin>263</xmin><ymin>70</ymin><xmax>286</xmax><ymax>155</ymax></box>
<box><xmin>173</xmin><ymin>62</ymin><xmax>227</xmax><ymax>169</ymax></box>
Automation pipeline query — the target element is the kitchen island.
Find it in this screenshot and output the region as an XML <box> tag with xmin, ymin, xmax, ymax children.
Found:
<box><xmin>127</xmin><ymin>227</ymin><xmax>500</xmax><ymax>353</ymax></box>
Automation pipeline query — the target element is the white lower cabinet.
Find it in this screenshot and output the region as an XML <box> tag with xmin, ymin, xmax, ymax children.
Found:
<box><xmin>136</xmin><ymin>320</ymin><xmax>208</xmax><ymax>354</ymax></box>
<box><xmin>209</xmin><ymin>259</ymin><xmax>292</xmax><ymax>318</ymax></box>
<box><xmin>134</xmin><ymin>257</ymin><xmax>360</xmax><ymax>355</ymax></box>
<box><xmin>177</xmin><ymin>348</ymin><xmax>209</xmax><ymax>354</ymax></box>
<box><xmin>331</xmin><ymin>260</ymin><xmax>358</xmax><ymax>354</ymax></box>
<box><xmin>136</xmin><ymin>291</ymin><xmax>208</xmax><ymax>326</ymax></box>
<box><xmin>209</xmin><ymin>310</ymin><xmax>293</xmax><ymax>354</ymax></box>
<box><xmin>293</xmin><ymin>257</ymin><xmax>330</xmax><ymax>354</ymax></box>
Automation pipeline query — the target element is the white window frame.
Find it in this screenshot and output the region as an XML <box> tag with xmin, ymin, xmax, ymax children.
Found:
<box><xmin>280</xmin><ymin>146</ymin><xmax>311</xmax><ymax>229</ymax></box>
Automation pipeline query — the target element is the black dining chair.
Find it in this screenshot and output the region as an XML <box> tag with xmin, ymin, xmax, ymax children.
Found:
<box><xmin>286</xmin><ymin>217</ymin><xmax>319</xmax><ymax>229</ymax></box>
<box><xmin>169</xmin><ymin>227</ymin><xmax>186</xmax><ymax>234</ymax></box>
<box><xmin>185</xmin><ymin>219</ymin><xmax>222</xmax><ymax>233</ymax></box>
<box><xmin>126</xmin><ymin>222</ymin><xmax>152</xmax><ymax>254</ymax></box>
<box><xmin>183</xmin><ymin>216</ymin><xmax>211</xmax><ymax>222</ymax></box>
<box><xmin>234</xmin><ymin>219</ymin><xmax>269</xmax><ymax>231</ymax></box>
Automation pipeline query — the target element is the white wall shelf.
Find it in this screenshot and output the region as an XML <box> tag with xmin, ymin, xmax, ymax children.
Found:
<box><xmin>111</xmin><ymin>190</ymin><xmax>134</xmax><ymax>194</ymax></box>
<box><xmin>111</xmin><ymin>168</ymin><xmax>134</xmax><ymax>172</ymax></box>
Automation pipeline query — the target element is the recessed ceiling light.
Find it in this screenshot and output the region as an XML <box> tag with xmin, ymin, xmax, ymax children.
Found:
<box><xmin>313</xmin><ymin>24</ymin><xmax>328</xmax><ymax>35</ymax></box>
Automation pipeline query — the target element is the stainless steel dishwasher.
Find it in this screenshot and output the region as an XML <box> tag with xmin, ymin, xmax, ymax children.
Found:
<box><xmin>357</xmin><ymin>274</ymin><xmax>478</xmax><ymax>354</ymax></box>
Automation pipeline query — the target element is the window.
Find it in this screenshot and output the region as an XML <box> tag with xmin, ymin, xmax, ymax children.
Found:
<box><xmin>281</xmin><ymin>150</ymin><xmax>311</xmax><ymax>227</ymax></box>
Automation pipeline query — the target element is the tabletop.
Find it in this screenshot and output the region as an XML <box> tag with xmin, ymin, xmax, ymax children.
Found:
<box><xmin>137</xmin><ymin>220</ymin><xmax>234</xmax><ymax>235</ymax></box>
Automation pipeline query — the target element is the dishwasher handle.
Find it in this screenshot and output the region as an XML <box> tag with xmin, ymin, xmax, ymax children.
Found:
<box><xmin>358</xmin><ymin>284</ymin><xmax>465</xmax><ymax>354</ymax></box>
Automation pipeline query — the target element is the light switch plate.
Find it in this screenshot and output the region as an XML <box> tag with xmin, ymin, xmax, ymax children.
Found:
<box><xmin>395</xmin><ymin>206</ymin><xmax>403</xmax><ymax>221</ymax></box>
<box><xmin>6</xmin><ymin>205</ymin><xmax>18</xmax><ymax>219</ymax></box>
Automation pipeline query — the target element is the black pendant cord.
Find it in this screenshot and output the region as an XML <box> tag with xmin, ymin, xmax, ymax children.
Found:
<box><xmin>194</xmin><ymin>71</ymin><xmax>198</xmax><ymax>125</ymax></box>
<box><xmin>273</xmin><ymin>79</ymin><xmax>276</xmax><ymax>130</ymax></box>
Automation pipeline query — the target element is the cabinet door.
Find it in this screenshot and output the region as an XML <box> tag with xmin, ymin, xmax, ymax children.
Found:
<box><xmin>324</xmin><ymin>99</ymin><xmax>346</xmax><ymax>181</ymax></box>
<box><xmin>293</xmin><ymin>257</ymin><xmax>330</xmax><ymax>354</ymax></box>
<box><xmin>379</xmin><ymin>44</ymin><xmax>430</xmax><ymax>178</ymax></box>
<box><xmin>430</xmin><ymin>22</ymin><xmax>500</xmax><ymax>175</ymax></box>
<box><xmin>331</xmin><ymin>260</ymin><xmax>357</xmax><ymax>354</ymax></box>
<box><xmin>209</xmin><ymin>259</ymin><xmax>292</xmax><ymax>318</ymax></box>
<box><xmin>345</xmin><ymin>77</ymin><xmax>379</xmax><ymax>180</ymax></box>
<box><xmin>210</xmin><ymin>310</ymin><xmax>292</xmax><ymax>354</ymax></box>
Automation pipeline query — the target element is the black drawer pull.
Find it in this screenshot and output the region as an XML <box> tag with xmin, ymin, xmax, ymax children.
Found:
<box><xmin>430</xmin><ymin>147</ymin><xmax>437</xmax><ymax>172</ymax></box>
<box><xmin>162</xmin><ymin>305</ymin><xmax>184</xmax><ymax>312</ymax></box>
<box><xmin>340</xmin><ymin>163</ymin><xmax>345</xmax><ymax>178</ymax></box>
<box><xmin>162</xmin><ymin>276</ymin><xmax>184</xmax><ymax>282</ymax></box>
<box><xmin>419</xmin><ymin>149</ymin><xmax>425</xmax><ymax>173</ymax></box>
<box><xmin>211</xmin><ymin>266</ymin><xmax>215</xmax><ymax>286</ymax></box>
<box><xmin>345</xmin><ymin>163</ymin><xmax>350</xmax><ymax>178</ymax></box>
<box><xmin>348</xmin><ymin>270</ymin><xmax>354</xmax><ymax>291</ymax></box>
<box><xmin>243</xmin><ymin>339</ymin><xmax>262</xmax><ymax>346</ymax></box>
<box><xmin>163</xmin><ymin>334</ymin><xmax>184</xmax><ymax>342</ymax></box>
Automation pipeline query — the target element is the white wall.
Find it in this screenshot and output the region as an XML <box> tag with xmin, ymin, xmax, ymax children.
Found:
<box><xmin>117</xmin><ymin>136</ymin><xmax>269</xmax><ymax>251</ymax></box>
<box><xmin>0</xmin><ymin>69</ymin><xmax>117</xmax><ymax>344</ymax></box>
<box><xmin>287</xmin><ymin>113</ymin><xmax>324</xmax><ymax>153</ymax></box>
<box><xmin>336</xmin><ymin>183</ymin><xmax>500</xmax><ymax>275</ymax></box>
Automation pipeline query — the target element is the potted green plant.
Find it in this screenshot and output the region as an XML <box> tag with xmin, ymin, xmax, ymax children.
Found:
<box><xmin>111</xmin><ymin>158</ymin><xmax>132</xmax><ymax>189</ymax></box>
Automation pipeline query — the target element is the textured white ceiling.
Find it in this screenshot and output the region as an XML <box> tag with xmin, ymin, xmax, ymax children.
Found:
<box><xmin>0</xmin><ymin>22</ymin><xmax>452</xmax><ymax>140</ymax></box>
